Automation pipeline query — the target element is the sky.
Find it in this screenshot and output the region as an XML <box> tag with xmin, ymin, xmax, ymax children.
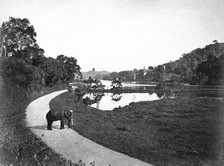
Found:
<box><xmin>0</xmin><ymin>0</ymin><xmax>224</xmax><ymax>72</ymax></box>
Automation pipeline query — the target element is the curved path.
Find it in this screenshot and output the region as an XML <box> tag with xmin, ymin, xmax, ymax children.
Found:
<box><xmin>26</xmin><ymin>90</ymin><xmax>153</xmax><ymax>166</ymax></box>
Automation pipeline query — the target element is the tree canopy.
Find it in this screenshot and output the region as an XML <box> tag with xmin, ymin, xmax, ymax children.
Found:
<box><xmin>196</xmin><ymin>54</ymin><xmax>224</xmax><ymax>85</ymax></box>
<box><xmin>0</xmin><ymin>17</ymin><xmax>82</xmax><ymax>96</ymax></box>
<box><xmin>1</xmin><ymin>17</ymin><xmax>43</xmax><ymax>62</ymax></box>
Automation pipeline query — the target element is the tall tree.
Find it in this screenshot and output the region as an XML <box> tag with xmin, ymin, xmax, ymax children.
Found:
<box><xmin>155</xmin><ymin>65</ymin><xmax>165</xmax><ymax>81</ymax></box>
<box><xmin>39</xmin><ymin>57</ymin><xmax>64</xmax><ymax>86</ymax></box>
<box><xmin>1</xmin><ymin>17</ymin><xmax>43</xmax><ymax>63</ymax></box>
<box><xmin>56</xmin><ymin>55</ymin><xmax>81</xmax><ymax>81</ymax></box>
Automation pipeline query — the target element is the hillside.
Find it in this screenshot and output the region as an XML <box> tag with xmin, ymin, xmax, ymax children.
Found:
<box><xmin>164</xmin><ymin>42</ymin><xmax>224</xmax><ymax>72</ymax></box>
<box><xmin>162</xmin><ymin>42</ymin><xmax>224</xmax><ymax>83</ymax></box>
<box><xmin>82</xmin><ymin>70</ymin><xmax>111</xmax><ymax>80</ymax></box>
<box><xmin>103</xmin><ymin>42</ymin><xmax>224</xmax><ymax>85</ymax></box>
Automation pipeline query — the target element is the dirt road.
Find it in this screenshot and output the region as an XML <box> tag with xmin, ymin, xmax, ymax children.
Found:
<box><xmin>26</xmin><ymin>90</ymin><xmax>153</xmax><ymax>166</ymax></box>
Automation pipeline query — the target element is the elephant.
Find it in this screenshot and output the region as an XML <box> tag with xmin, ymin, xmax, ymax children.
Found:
<box><xmin>46</xmin><ymin>109</ymin><xmax>73</xmax><ymax>130</ymax></box>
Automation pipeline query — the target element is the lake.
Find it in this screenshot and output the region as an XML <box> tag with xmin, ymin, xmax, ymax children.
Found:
<box><xmin>83</xmin><ymin>92</ymin><xmax>162</xmax><ymax>111</ymax></box>
<box><xmin>83</xmin><ymin>80</ymin><xmax>176</xmax><ymax>110</ymax></box>
<box><xmin>82</xmin><ymin>80</ymin><xmax>224</xmax><ymax>110</ymax></box>
<box><xmin>82</xmin><ymin>80</ymin><xmax>159</xmax><ymax>110</ymax></box>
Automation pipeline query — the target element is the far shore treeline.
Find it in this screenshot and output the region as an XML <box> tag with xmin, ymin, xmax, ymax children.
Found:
<box><xmin>0</xmin><ymin>17</ymin><xmax>82</xmax><ymax>99</ymax></box>
<box><xmin>101</xmin><ymin>42</ymin><xmax>224</xmax><ymax>85</ymax></box>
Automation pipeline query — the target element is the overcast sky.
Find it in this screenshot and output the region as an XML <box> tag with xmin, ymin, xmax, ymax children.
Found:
<box><xmin>0</xmin><ymin>0</ymin><xmax>224</xmax><ymax>72</ymax></box>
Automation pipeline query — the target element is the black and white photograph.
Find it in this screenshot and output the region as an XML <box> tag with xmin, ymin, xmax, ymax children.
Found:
<box><xmin>0</xmin><ymin>0</ymin><xmax>224</xmax><ymax>165</ymax></box>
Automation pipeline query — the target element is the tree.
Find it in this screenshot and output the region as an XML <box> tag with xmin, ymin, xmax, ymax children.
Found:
<box><xmin>144</xmin><ymin>70</ymin><xmax>155</xmax><ymax>81</ymax></box>
<box><xmin>154</xmin><ymin>65</ymin><xmax>165</xmax><ymax>81</ymax></box>
<box><xmin>213</xmin><ymin>40</ymin><xmax>218</xmax><ymax>44</ymax></box>
<box><xmin>0</xmin><ymin>17</ymin><xmax>46</xmax><ymax>96</ymax></box>
<box><xmin>164</xmin><ymin>63</ymin><xmax>173</xmax><ymax>73</ymax></box>
<box><xmin>148</xmin><ymin>66</ymin><xmax>154</xmax><ymax>70</ymax></box>
<box><xmin>111</xmin><ymin>80</ymin><xmax>123</xmax><ymax>90</ymax></box>
<box><xmin>56</xmin><ymin>55</ymin><xmax>81</xmax><ymax>82</ymax></box>
<box><xmin>118</xmin><ymin>70</ymin><xmax>134</xmax><ymax>81</ymax></box>
<box><xmin>39</xmin><ymin>57</ymin><xmax>64</xmax><ymax>86</ymax></box>
<box><xmin>1</xmin><ymin>17</ymin><xmax>84</xmax><ymax>96</ymax></box>
<box><xmin>196</xmin><ymin>54</ymin><xmax>224</xmax><ymax>85</ymax></box>
<box><xmin>110</xmin><ymin>72</ymin><xmax>119</xmax><ymax>80</ymax></box>
<box><xmin>1</xmin><ymin>17</ymin><xmax>43</xmax><ymax>64</ymax></box>
<box><xmin>135</xmin><ymin>69</ymin><xmax>145</xmax><ymax>81</ymax></box>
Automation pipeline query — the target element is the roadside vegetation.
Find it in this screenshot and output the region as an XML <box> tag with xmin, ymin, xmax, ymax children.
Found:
<box><xmin>0</xmin><ymin>17</ymin><xmax>82</xmax><ymax>165</ymax></box>
<box><xmin>0</xmin><ymin>83</ymin><xmax>72</xmax><ymax>165</ymax></box>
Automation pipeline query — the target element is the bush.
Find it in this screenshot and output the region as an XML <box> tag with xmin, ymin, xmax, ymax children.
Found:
<box><xmin>1</xmin><ymin>57</ymin><xmax>41</xmax><ymax>100</ymax></box>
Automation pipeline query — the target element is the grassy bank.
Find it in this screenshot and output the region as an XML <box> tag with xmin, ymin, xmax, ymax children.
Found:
<box><xmin>50</xmin><ymin>90</ymin><xmax>224</xmax><ymax>166</ymax></box>
<box><xmin>0</xmin><ymin>85</ymin><xmax>74</xmax><ymax>165</ymax></box>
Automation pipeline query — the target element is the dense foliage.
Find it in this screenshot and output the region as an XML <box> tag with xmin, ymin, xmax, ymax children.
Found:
<box><xmin>196</xmin><ymin>54</ymin><xmax>224</xmax><ymax>85</ymax></box>
<box><xmin>83</xmin><ymin>77</ymin><xmax>105</xmax><ymax>90</ymax></box>
<box><xmin>104</xmin><ymin>42</ymin><xmax>224</xmax><ymax>85</ymax></box>
<box><xmin>111</xmin><ymin>80</ymin><xmax>123</xmax><ymax>90</ymax></box>
<box><xmin>0</xmin><ymin>17</ymin><xmax>81</xmax><ymax>97</ymax></box>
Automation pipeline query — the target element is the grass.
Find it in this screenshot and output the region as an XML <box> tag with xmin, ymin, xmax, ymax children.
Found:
<box><xmin>50</xmin><ymin>89</ymin><xmax>224</xmax><ymax>166</ymax></box>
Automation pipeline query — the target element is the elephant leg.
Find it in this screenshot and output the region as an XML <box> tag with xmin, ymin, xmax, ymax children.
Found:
<box><xmin>71</xmin><ymin>118</ymin><xmax>74</xmax><ymax>126</ymax></box>
<box><xmin>70</xmin><ymin>118</ymin><xmax>74</xmax><ymax>127</ymax></box>
<box><xmin>60</xmin><ymin>120</ymin><xmax>64</xmax><ymax>129</ymax></box>
<box><xmin>47</xmin><ymin>120</ymin><xmax>53</xmax><ymax>130</ymax></box>
<box><xmin>68</xmin><ymin>119</ymin><xmax>71</xmax><ymax>128</ymax></box>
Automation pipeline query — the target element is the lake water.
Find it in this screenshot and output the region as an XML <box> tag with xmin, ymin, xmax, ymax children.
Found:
<box><xmin>82</xmin><ymin>80</ymin><xmax>223</xmax><ymax>111</ymax></box>
<box><xmin>83</xmin><ymin>92</ymin><xmax>160</xmax><ymax>111</ymax></box>
<box><xmin>82</xmin><ymin>80</ymin><xmax>160</xmax><ymax>110</ymax></box>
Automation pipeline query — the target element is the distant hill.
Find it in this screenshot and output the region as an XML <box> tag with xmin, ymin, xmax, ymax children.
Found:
<box><xmin>164</xmin><ymin>42</ymin><xmax>224</xmax><ymax>69</ymax></box>
<box><xmin>161</xmin><ymin>42</ymin><xmax>224</xmax><ymax>82</ymax></box>
<box><xmin>103</xmin><ymin>42</ymin><xmax>224</xmax><ymax>85</ymax></box>
<box><xmin>82</xmin><ymin>70</ymin><xmax>111</xmax><ymax>80</ymax></box>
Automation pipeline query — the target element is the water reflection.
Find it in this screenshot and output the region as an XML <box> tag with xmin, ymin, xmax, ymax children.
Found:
<box><xmin>156</xmin><ymin>90</ymin><xmax>176</xmax><ymax>99</ymax></box>
<box><xmin>111</xmin><ymin>93</ymin><xmax>122</xmax><ymax>102</ymax></box>
<box><xmin>82</xmin><ymin>92</ymin><xmax>104</xmax><ymax>107</ymax></box>
<box><xmin>83</xmin><ymin>92</ymin><xmax>161</xmax><ymax>111</ymax></box>
<box><xmin>81</xmin><ymin>89</ymin><xmax>223</xmax><ymax>111</ymax></box>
